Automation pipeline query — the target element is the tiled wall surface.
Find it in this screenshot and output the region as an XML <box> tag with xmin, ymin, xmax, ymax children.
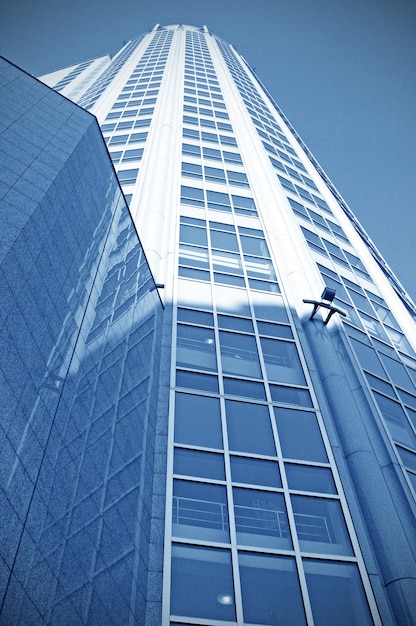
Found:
<box><xmin>0</xmin><ymin>58</ymin><xmax>165</xmax><ymax>624</ymax></box>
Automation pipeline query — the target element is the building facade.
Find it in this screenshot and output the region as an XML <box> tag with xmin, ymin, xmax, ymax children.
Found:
<box><xmin>1</xmin><ymin>22</ymin><xmax>416</xmax><ymax>625</ymax></box>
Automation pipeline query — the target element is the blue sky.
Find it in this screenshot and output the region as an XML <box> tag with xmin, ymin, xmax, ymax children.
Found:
<box><xmin>1</xmin><ymin>0</ymin><xmax>415</xmax><ymax>301</ymax></box>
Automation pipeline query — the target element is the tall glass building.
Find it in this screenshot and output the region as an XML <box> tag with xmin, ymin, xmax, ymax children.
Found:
<box><xmin>2</xmin><ymin>23</ymin><xmax>416</xmax><ymax>625</ymax></box>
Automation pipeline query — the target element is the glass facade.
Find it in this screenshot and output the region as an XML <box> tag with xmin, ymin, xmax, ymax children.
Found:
<box><xmin>2</xmin><ymin>23</ymin><xmax>416</xmax><ymax>626</ymax></box>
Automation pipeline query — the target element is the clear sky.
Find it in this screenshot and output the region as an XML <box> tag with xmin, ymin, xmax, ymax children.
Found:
<box><xmin>1</xmin><ymin>0</ymin><xmax>415</xmax><ymax>302</ymax></box>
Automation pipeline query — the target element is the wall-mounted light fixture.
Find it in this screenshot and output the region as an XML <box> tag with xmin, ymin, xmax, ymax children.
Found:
<box><xmin>303</xmin><ymin>288</ymin><xmax>346</xmax><ymax>325</ymax></box>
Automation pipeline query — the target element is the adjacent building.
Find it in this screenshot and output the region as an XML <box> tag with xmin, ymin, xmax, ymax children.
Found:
<box><xmin>1</xmin><ymin>23</ymin><xmax>416</xmax><ymax>625</ymax></box>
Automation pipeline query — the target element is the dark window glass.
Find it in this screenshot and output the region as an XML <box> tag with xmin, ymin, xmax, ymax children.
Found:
<box><xmin>234</xmin><ymin>488</ymin><xmax>291</xmax><ymax>549</ymax></box>
<box><xmin>176</xmin><ymin>324</ymin><xmax>216</xmax><ymax>372</ymax></box>
<box><xmin>171</xmin><ymin>545</ymin><xmax>235</xmax><ymax>621</ymax></box>
<box><xmin>226</xmin><ymin>400</ymin><xmax>275</xmax><ymax>455</ymax></box>
<box><xmin>291</xmin><ymin>495</ymin><xmax>353</xmax><ymax>555</ymax></box>
<box><xmin>373</xmin><ymin>392</ymin><xmax>416</xmax><ymax>447</ymax></box>
<box><xmin>173</xmin><ymin>480</ymin><xmax>229</xmax><ymax>542</ymax></box>
<box><xmin>218</xmin><ymin>315</ymin><xmax>254</xmax><ymax>333</ymax></box>
<box><xmin>274</xmin><ymin>408</ymin><xmax>328</xmax><ymax>462</ymax></box>
<box><xmin>174</xmin><ymin>448</ymin><xmax>225</xmax><ymax>480</ymax></box>
<box><xmin>270</xmin><ymin>385</ymin><xmax>313</xmax><ymax>408</ymax></box>
<box><xmin>239</xmin><ymin>553</ymin><xmax>306</xmax><ymax>626</ymax></box>
<box><xmin>286</xmin><ymin>464</ymin><xmax>336</xmax><ymax>494</ymax></box>
<box><xmin>177</xmin><ymin>308</ymin><xmax>214</xmax><ymax>326</ymax></box>
<box><xmin>174</xmin><ymin>392</ymin><xmax>222</xmax><ymax>448</ymax></box>
<box><xmin>304</xmin><ymin>560</ymin><xmax>373</xmax><ymax>626</ymax></box>
<box><xmin>260</xmin><ymin>337</ymin><xmax>306</xmax><ymax>385</ymax></box>
<box><xmin>223</xmin><ymin>377</ymin><xmax>266</xmax><ymax>400</ymax></box>
<box><xmin>176</xmin><ymin>370</ymin><xmax>219</xmax><ymax>393</ymax></box>
<box><xmin>230</xmin><ymin>456</ymin><xmax>281</xmax><ymax>487</ymax></box>
<box><xmin>219</xmin><ymin>332</ymin><xmax>261</xmax><ymax>378</ymax></box>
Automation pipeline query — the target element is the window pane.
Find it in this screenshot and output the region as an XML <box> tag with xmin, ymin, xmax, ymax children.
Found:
<box><xmin>173</xmin><ymin>480</ymin><xmax>229</xmax><ymax>542</ymax></box>
<box><xmin>215</xmin><ymin>285</ymin><xmax>251</xmax><ymax>317</ymax></box>
<box><xmin>304</xmin><ymin>560</ymin><xmax>373</xmax><ymax>626</ymax></box>
<box><xmin>292</xmin><ymin>495</ymin><xmax>353</xmax><ymax>555</ymax></box>
<box><xmin>179</xmin><ymin>244</ymin><xmax>209</xmax><ymax>269</ymax></box>
<box><xmin>223</xmin><ymin>377</ymin><xmax>266</xmax><ymax>400</ymax></box>
<box><xmin>176</xmin><ymin>325</ymin><xmax>217</xmax><ymax>372</ymax></box>
<box><xmin>231</xmin><ymin>456</ymin><xmax>281</xmax><ymax>488</ymax></box>
<box><xmin>171</xmin><ymin>545</ymin><xmax>235</xmax><ymax>621</ymax></box>
<box><xmin>219</xmin><ymin>331</ymin><xmax>261</xmax><ymax>378</ymax></box>
<box><xmin>286</xmin><ymin>464</ymin><xmax>336</xmax><ymax>494</ymax></box>
<box><xmin>373</xmin><ymin>392</ymin><xmax>416</xmax><ymax>447</ymax></box>
<box><xmin>239</xmin><ymin>553</ymin><xmax>306</xmax><ymax>625</ymax></box>
<box><xmin>218</xmin><ymin>315</ymin><xmax>254</xmax><ymax>333</ymax></box>
<box><xmin>176</xmin><ymin>370</ymin><xmax>219</xmax><ymax>393</ymax></box>
<box><xmin>174</xmin><ymin>448</ymin><xmax>225</xmax><ymax>480</ymax></box>
<box><xmin>260</xmin><ymin>338</ymin><xmax>306</xmax><ymax>385</ymax></box>
<box><xmin>252</xmin><ymin>292</ymin><xmax>289</xmax><ymax>323</ymax></box>
<box><xmin>178</xmin><ymin>279</ymin><xmax>212</xmax><ymax>310</ymax></box>
<box><xmin>226</xmin><ymin>400</ymin><xmax>276</xmax><ymax>455</ymax></box>
<box><xmin>175</xmin><ymin>393</ymin><xmax>222</xmax><ymax>448</ymax></box>
<box><xmin>212</xmin><ymin>250</ymin><xmax>243</xmax><ymax>275</ymax></box>
<box><xmin>270</xmin><ymin>384</ymin><xmax>313</xmax><ymax>408</ymax></box>
<box><xmin>177</xmin><ymin>309</ymin><xmax>214</xmax><ymax>326</ymax></box>
<box><xmin>240</xmin><ymin>235</ymin><xmax>270</xmax><ymax>257</ymax></box>
<box><xmin>234</xmin><ymin>488</ymin><xmax>291</xmax><ymax>549</ymax></box>
<box><xmin>274</xmin><ymin>408</ymin><xmax>328</xmax><ymax>462</ymax></box>
<box><xmin>210</xmin><ymin>230</ymin><xmax>239</xmax><ymax>251</ymax></box>
<box><xmin>180</xmin><ymin>224</ymin><xmax>208</xmax><ymax>246</ymax></box>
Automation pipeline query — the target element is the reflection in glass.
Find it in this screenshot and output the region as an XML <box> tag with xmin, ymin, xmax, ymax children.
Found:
<box><xmin>219</xmin><ymin>331</ymin><xmax>261</xmax><ymax>378</ymax></box>
<box><xmin>373</xmin><ymin>392</ymin><xmax>416</xmax><ymax>448</ymax></box>
<box><xmin>173</xmin><ymin>480</ymin><xmax>229</xmax><ymax>542</ymax></box>
<box><xmin>304</xmin><ymin>559</ymin><xmax>373</xmax><ymax>625</ymax></box>
<box><xmin>291</xmin><ymin>495</ymin><xmax>353</xmax><ymax>556</ymax></box>
<box><xmin>233</xmin><ymin>488</ymin><xmax>291</xmax><ymax>549</ymax></box>
<box><xmin>239</xmin><ymin>552</ymin><xmax>306</xmax><ymax>625</ymax></box>
<box><xmin>176</xmin><ymin>324</ymin><xmax>217</xmax><ymax>372</ymax></box>
<box><xmin>260</xmin><ymin>337</ymin><xmax>306</xmax><ymax>385</ymax></box>
<box><xmin>171</xmin><ymin>545</ymin><xmax>236</xmax><ymax>622</ymax></box>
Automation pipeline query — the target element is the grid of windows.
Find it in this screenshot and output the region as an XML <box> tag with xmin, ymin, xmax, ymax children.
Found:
<box><xmin>318</xmin><ymin>263</ymin><xmax>416</xmax><ymax>492</ymax></box>
<box><xmin>77</xmin><ymin>36</ymin><xmax>146</xmax><ymax>109</ymax></box>
<box><xmin>164</xmin><ymin>29</ymin><xmax>379</xmax><ymax>626</ymax></box>
<box><xmin>100</xmin><ymin>29</ymin><xmax>173</xmax><ymax>190</ymax></box>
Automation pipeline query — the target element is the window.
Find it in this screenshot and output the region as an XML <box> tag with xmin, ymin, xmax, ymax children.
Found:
<box><xmin>180</xmin><ymin>185</ymin><xmax>204</xmax><ymax>207</ymax></box>
<box><xmin>260</xmin><ymin>337</ymin><xmax>306</xmax><ymax>385</ymax></box>
<box><xmin>227</xmin><ymin>170</ymin><xmax>249</xmax><ymax>188</ymax></box>
<box><xmin>117</xmin><ymin>168</ymin><xmax>139</xmax><ymax>185</ymax></box>
<box><xmin>204</xmin><ymin>166</ymin><xmax>226</xmax><ymax>184</ymax></box>
<box><xmin>274</xmin><ymin>408</ymin><xmax>328</xmax><ymax>462</ymax></box>
<box><xmin>226</xmin><ymin>400</ymin><xmax>276</xmax><ymax>455</ymax></box>
<box><xmin>206</xmin><ymin>190</ymin><xmax>231</xmax><ymax>212</ymax></box>
<box><xmin>173</xmin><ymin>480</ymin><xmax>229</xmax><ymax>542</ymax></box>
<box><xmin>171</xmin><ymin>545</ymin><xmax>235</xmax><ymax>622</ymax></box>
<box><xmin>239</xmin><ymin>553</ymin><xmax>306</xmax><ymax>626</ymax></box>
<box><xmin>122</xmin><ymin>148</ymin><xmax>143</xmax><ymax>162</ymax></box>
<box><xmin>182</xmin><ymin>162</ymin><xmax>203</xmax><ymax>179</ymax></box>
<box><xmin>234</xmin><ymin>488</ymin><xmax>291</xmax><ymax>549</ymax></box>
<box><xmin>176</xmin><ymin>324</ymin><xmax>216</xmax><ymax>372</ymax></box>
<box><xmin>174</xmin><ymin>392</ymin><xmax>222</xmax><ymax>448</ymax></box>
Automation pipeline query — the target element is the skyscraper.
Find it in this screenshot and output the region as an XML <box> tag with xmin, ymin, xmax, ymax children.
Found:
<box><xmin>2</xmin><ymin>23</ymin><xmax>416</xmax><ymax>625</ymax></box>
